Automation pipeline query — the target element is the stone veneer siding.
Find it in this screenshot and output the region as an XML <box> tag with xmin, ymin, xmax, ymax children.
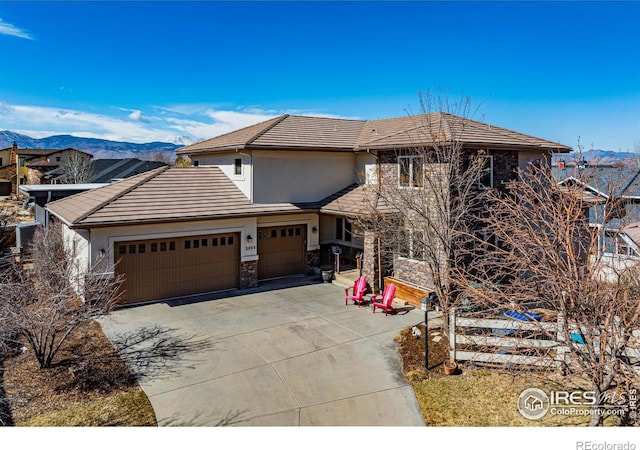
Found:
<box><xmin>240</xmin><ymin>260</ymin><xmax>258</xmax><ymax>289</ymax></box>
<box><xmin>490</xmin><ymin>150</ymin><xmax>519</xmax><ymax>191</ymax></box>
<box><xmin>362</xmin><ymin>230</ymin><xmax>379</xmax><ymax>293</ymax></box>
<box><xmin>306</xmin><ymin>249</ymin><xmax>320</xmax><ymax>274</ymax></box>
<box><xmin>375</xmin><ymin>148</ymin><xmax>520</xmax><ymax>288</ymax></box>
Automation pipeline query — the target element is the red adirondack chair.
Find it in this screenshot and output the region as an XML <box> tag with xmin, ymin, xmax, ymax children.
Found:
<box><xmin>345</xmin><ymin>276</ymin><xmax>368</xmax><ymax>307</ymax></box>
<box><xmin>371</xmin><ymin>283</ymin><xmax>396</xmax><ymax>316</ymax></box>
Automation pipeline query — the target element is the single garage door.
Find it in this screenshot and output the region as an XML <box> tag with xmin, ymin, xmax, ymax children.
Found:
<box><xmin>115</xmin><ymin>233</ymin><xmax>239</xmax><ymax>304</ymax></box>
<box><xmin>258</xmin><ymin>225</ymin><xmax>306</xmax><ymax>280</ymax></box>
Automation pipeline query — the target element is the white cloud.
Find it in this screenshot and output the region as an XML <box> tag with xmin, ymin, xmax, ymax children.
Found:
<box><xmin>0</xmin><ymin>101</ymin><xmax>357</xmax><ymax>145</ymax></box>
<box><xmin>0</xmin><ymin>18</ymin><xmax>32</xmax><ymax>40</ymax></box>
<box><xmin>0</xmin><ymin>102</ymin><xmax>278</xmax><ymax>144</ymax></box>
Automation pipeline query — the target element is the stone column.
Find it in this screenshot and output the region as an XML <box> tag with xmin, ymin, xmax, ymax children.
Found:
<box><xmin>362</xmin><ymin>230</ymin><xmax>380</xmax><ymax>293</ymax></box>
<box><xmin>239</xmin><ymin>260</ymin><xmax>258</xmax><ymax>289</ymax></box>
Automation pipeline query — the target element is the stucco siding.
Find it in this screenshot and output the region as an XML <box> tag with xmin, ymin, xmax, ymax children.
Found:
<box><xmin>253</xmin><ymin>151</ymin><xmax>356</xmax><ymax>203</ymax></box>
<box><xmin>355</xmin><ymin>152</ymin><xmax>378</xmax><ymax>184</ymax></box>
<box><xmin>190</xmin><ymin>152</ymin><xmax>252</xmax><ymax>200</ymax></box>
<box><xmin>61</xmin><ymin>223</ymin><xmax>91</xmax><ymax>292</ymax></box>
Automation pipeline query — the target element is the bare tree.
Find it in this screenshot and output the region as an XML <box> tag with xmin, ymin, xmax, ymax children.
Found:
<box><xmin>0</xmin><ymin>224</ymin><xmax>122</xmax><ymax>368</ymax></box>
<box><xmin>356</xmin><ymin>92</ymin><xmax>488</xmax><ymax>332</ymax></box>
<box><xmin>457</xmin><ymin>162</ymin><xmax>640</xmax><ymax>426</ymax></box>
<box><xmin>57</xmin><ymin>151</ymin><xmax>94</xmax><ymax>184</ymax></box>
<box><xmin>140</xmin><ymin>151</ymin><xmax>175</xmax><ymax>165</ymax></box>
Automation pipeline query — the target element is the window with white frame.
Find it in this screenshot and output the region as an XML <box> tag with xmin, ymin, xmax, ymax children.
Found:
<box><xmin>398</xmin><ymin>230</ymin><xmax>426</xmax><ymax>260</ymax></box>
<box><xmin>398</xmin><ymin>156</ymin><xmax>423</xmax><ymax>188</ymax></box>
<box><xmin>478</xmin><ymin>155</ymin><xmax>493</xmax><ymax>189</ymax></box>
<box><xmin>335</xmin><ymin>217</ymin><xmax>353</xmax><ymax>242</ymax></box>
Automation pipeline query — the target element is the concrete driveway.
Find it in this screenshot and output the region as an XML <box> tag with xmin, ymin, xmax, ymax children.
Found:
<box><xmin>99</xmin><ymin>277</ymin><xmax>426</xmax><ymax>426</ymax></box>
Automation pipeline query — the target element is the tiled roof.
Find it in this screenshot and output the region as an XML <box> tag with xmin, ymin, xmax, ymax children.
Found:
<box><xmin>26</xmin><ymin>158</ymin><xmax>58</xmax><ymax>168</ymax></box>
<box><xmin>88</xmin><ymin>158</ymin><xmax>168</xmax><ymax>183</ymax></box>
<box><xmin>14</xmin><ymin>148</ymin><xmax>92</xmax><ymax>157</ymax></box>
<box><xmin>177</xmin><ymin>112</ymin><xmax>572</xmax><ymax>155</ymax></box>
<box><xmin>355</xmin><ymin>113</ymin><xmax>571</xmax><ymax>151</ymax></box>
<box><xmin>47</xmin><ymin>167</ymin><xmax>314</xmax><ymax>227</ymax></box>
<box><xmin>317</xmin><ymin>184</ymin><xmax>393</xmax><ymax>215</ymax></box>
<box><xmin>175</xmin><ymin>115</ymin><xmax>287</xmax><ymax>155</ymax></box>
<box><xmin>249</xmin><ymin>115</ymin><xmax>365</xmax><ymax>150</ymax></box>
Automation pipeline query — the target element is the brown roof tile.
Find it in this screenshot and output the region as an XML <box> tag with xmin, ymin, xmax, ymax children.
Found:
<box><xmin>175</xmin><ymin>115</ymin><xmax>287</xmax><ymax>155</ymax></box>
<box><xmin>355</xmin><ymin>113</ymin><xmax>571</xmax><ymax>151</ymax></box>
<box><xmin>318</xmin><ymin>184</ymin><xmax>392</xmax><ymax>215</ymax></box>
<box><xmin>14</xmin><ymin>148</ymin><xmax>92</xmax><ymax>157</ymax></box>
<box><xmin>47</xmin><ymin>166</ymin><xmax>314</xmax><ymax>227</ymax></box>
<box><xmin>177</xmin><ymin>112</ymin><xmax>571</xmax><ymax>156</ymax></box>
<box><xmin>250</xmin><ymin>115</ymin><xmax>365</xmax><ymax>150</ymax></box>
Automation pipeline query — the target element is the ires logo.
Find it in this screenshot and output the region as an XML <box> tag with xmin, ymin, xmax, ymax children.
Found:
<box><xmin>549</xmin><ymin>390</ymin><xmax>598</xmax><ymax>406</ymax></box>
<box><xmin>518</xmin><ymin>388</ymin><xmax>628</xmax><ymax>420</ymax></box>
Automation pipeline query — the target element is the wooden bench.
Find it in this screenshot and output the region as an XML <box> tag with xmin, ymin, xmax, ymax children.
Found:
<box><xmin>383</xmin><ymin>276</ymin><xmax>433</xmax><ymax>308</ymax></box>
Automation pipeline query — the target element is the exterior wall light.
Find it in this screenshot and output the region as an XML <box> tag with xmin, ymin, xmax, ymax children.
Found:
<box><xmin>312</xmin><ymin>226</ymin><xmax>318</xmax><ymax>233</ymax></box>
<box><xmin>246</xmin><ymin>234</ymin><xmax>253</xmax><ymax>243</ymax></box>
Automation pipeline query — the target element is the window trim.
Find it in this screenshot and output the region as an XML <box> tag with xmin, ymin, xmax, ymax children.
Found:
<box><xmin>478</xmin><ymin>155</ymin><xmax>494</xmax><ymax>189</ymax></box>
<box><xmin>234</xmin><ymin>158</ymin><xmax>242</xmax><ymax>176</ymax></box>
<box><xmin>398</xmin><ymin>155</ymin><xmax>423</xmax><ymax>188</ymax></box>
<box><xmin>397</xmin><ymin>229</ymin><xmax>426</xmax><ymax>261</ymax></box>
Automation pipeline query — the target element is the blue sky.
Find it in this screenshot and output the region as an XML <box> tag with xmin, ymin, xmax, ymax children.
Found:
<box><xmin>0</xmin><ymin>1</ymin><xmax>638</xmax><ymax>151</ymax></box>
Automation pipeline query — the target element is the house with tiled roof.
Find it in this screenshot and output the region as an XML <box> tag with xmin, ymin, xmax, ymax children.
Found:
<box><xmin>0</xmin><ymin>143</ymin><xmax>93</xmax><ymax>193</ymax></box>
<box><xmin>557</xmin><ymin>165</ymin><xmax>640</xmax><ymax>282</ymax></box>
<box><xmin>47</xmin><ymin>112</ymin><xmax>571</xmax><ymax>305</ymax></box>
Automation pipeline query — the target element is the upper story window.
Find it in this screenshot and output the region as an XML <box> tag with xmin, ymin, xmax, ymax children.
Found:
<box><xmin>193</xmin><ymin>160</ymin><xmax>199</xmax><ymax>167</ymax></box>
<box><xmin>55</xmin><ymin>156</ymin><xmax>61</xmax><ymax>162</ymax></box>
<box><xmin>18</xmin><ymin>157</ymin><xmax>26</xmax><ymax>167</ymax></box>
<box><xmin>234</xmin><ymin>158</ymin><xmax>242</xmax><ymax>176</ymax></box>
<box><xmin>478</xmin><ymin>155</ymin><xmax>493</xmax><ymax>189</ymax></box>
<box><xmin>398</xmin><ymin>156</ymin><xmax>423</xmax><ymax>188</ymax></box>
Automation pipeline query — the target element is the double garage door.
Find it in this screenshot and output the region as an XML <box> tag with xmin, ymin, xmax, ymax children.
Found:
<box><xmin>114</xmin><ymin>225</ymin><xmax>307</xmax><ymax>304</ymax></box>
<box><xmin>115</xmin><ymin>233</ymin><xmax>239</xmax><ymax>304</ymax></box>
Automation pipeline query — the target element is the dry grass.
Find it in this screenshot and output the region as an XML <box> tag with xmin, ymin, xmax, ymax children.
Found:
<box><xmin>19</xmin><ymin>390</ymin><xmax>156</xmax><ymax>427</ymax></box>
<box><xmin>396</xmin><ymin>324</ymin><xmax>621</xmax><ymax>427</ymax></box>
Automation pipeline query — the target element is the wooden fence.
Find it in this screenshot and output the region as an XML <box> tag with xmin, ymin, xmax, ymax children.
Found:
<box><xmin>449</xmin><ymin>308</ymin><xmax>640</xmax><ymax>370</ymax></box>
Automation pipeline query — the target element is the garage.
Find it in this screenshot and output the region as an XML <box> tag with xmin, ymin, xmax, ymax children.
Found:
<box><xmin>115</xmin><ymin>232</ymin><xmax>239</xmax><ymax>304</ymax></box>
<box><xmin>258</xmin><ymin>225</ymin><xmax>306</xmax><ymax>280</ymax></box>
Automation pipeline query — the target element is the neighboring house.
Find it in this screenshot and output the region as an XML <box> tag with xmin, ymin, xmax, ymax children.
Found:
<box><xmin>558</xmin><ymin>165</ymin><xmax>640</xmax><ymax>282</ymax></box>
<box><xmin>44</xmin><ymin>158</ymin><xmax>168</xmax><ymax>184</ymax></box>
<box><xmin>0</xmin><ymin>143</ymin><xmax>93</xmax><ymax>193</ymax></box>
<box><xmin>0</xmin><ymin>145</ymin><xmax>16</xmax><ymax>195</ymax></box>
<box><xmin>18</xmin><ymin>184</ymin><xmax>108</xmax><ymax>226</ymax></box>
<box><xmin>16</xmin><ymin>160</ymin><xmax>168</xmax><ymax>253</ymax></box>
<box><xmin>46</xmin><ymin>113</ymin><xmax>571</xmax><ymax>305</ymax></box>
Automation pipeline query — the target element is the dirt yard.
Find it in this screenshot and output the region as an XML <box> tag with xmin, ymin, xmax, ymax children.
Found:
<box><xmin>1</xmin><ymin>321</ymin><xmax>156</xmax><ymax>426</ymax></box>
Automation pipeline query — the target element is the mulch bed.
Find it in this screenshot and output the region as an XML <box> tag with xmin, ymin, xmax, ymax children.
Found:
<box><xmin>1</xmin><ymin>321</ymin><xmax>139</xmax><ymax>425</ymax></box>
<box><xmin>396</xmin><ymin>322</ymin><xmax>451</xmax><ymax>380</ymax></box>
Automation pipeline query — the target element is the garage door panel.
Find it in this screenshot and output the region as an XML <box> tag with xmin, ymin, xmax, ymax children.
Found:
<box><xmin>115</xmin><ymin>233</ymin><xmax>239</xmax><ymax>304</ymax></box>
<box><xmin>258</xmin><ymin>225</ymin><xmax>306</xmax><ymax>280</ymax></box>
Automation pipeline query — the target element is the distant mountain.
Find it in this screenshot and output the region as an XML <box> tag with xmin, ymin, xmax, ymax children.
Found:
<box><xmin>553</xmin><ymin>149</ymin><xmax>638</xmax><ymax>166</ymax></box>
<box><xmin>0</xmin><ymin>130</ymin><xmax>183</xmax><ymax>159</ymax></box>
